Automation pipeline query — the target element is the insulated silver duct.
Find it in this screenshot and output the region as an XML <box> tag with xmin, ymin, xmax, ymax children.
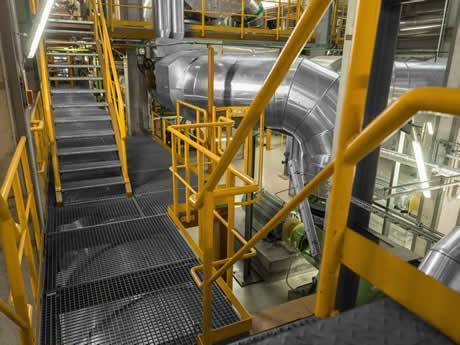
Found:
<box><xmin>419</xmin><ymin>227</ymin><xmax>460</xmax><ymax>292</ymax></box>
<box><xmin>171</xmin><ymin>0</ymin><xmax>185</xmax><ymax>39</ymax></box>
<box><xmin>184</xmin><ymin>0</ymin><xmax>263</xmax><ymax>18</ymax></box>
<box><xmin>155</xmin><ymin>49</ymin><xmax>446</xmax><ymax>195</ymax></box>
<box><xmin>155</xmin><ymin>51</ymin><xmax>339</xmax><ymax>193</ymax></box>
<box><xmin>153</xmin><ymin>0</ymin><xmax>171</xmax><ymax>38</ymax></box>
<box><xmin>153</xmin><ymin>0</ymin><xmax>184</xmax><ymax>39</ymax></box>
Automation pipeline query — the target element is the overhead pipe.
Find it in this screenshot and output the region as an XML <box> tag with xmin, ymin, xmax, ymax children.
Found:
<box><xmin>155</xmin><ymin>51</ymin><xmax>445</xmax><ymax>197</ymax></box>
<box><xmin>152</xmin><ymin>0</ymin><xmax>184</xmax><ymax>39</ymax></box>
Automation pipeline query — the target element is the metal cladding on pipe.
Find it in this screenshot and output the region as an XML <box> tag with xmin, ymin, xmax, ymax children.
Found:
<box><xmin>154</xmin><ymin>49</ymin><xmax>445</xmax><ymax>195</ymax></box>
<box><xmin>153</xmin><ymin>0</ymin><xmax>172</xmax><ymax>38</ymax></box>
<box><xmin>155</xmin><ymin>50</ymin><xmax>338</xmax><ymax>194</ymax></box>
<box><xmin>171</xmin><ymin>0</ymin><xmax>185</xmax><ymax>39</ymax></box>
<box><xmin>390</xmin><ymin>61</ymin><xmax>446</xmax><ymax>98</ymax></box>
<box><xmin>419</xmin><ymin>227</ymin><xmax>460</xmax><ymax>293</ymax></box>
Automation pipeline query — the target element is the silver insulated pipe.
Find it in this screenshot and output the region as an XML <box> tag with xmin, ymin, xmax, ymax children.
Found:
<box><xmin>419</xmin><ymin>227</ymin><xmax>460</xmax><ymax>292</ymax></box>
<box><xmin>155</xmin><ymin>50</ymin><xmax>446</xmax><ymax>194</ymax></box>
<box><xmin>153</xmin><ymin>0</ymin><xmax>184</xmax><ymax>39</ymax></box>
<box><xmin>155</xmin><ymin>51</ymin><xmax>339</xmax><ymax>192</ymax></box>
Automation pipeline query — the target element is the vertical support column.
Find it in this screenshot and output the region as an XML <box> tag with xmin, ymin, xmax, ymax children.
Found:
<box><xmin>127</xmin><ymin>49</ymin><xmax>147</xmax><ymax>135</ymax></box>
<box><xmin>200</xmin><ymin>191</ymin><xmax>215</xmax><ymax>345</ymax></box>
<box><xmin>226</xmin><ymin>173</ymin><xmax>236</xmax><ymax>289</ymax></box>
<box><xmin>207</xmin><ymin>45</ymin><xmax>215</xmax><ymax>159</ymax></box>
<box><xmin>335</xmin><ymin>0</ymin><xmax>401</xmax><ymax>312</ymax></box>
<box><xmin>316</xmin><ymin>0</ymin><xmax>382</xmax><ymax>318</ymax></box>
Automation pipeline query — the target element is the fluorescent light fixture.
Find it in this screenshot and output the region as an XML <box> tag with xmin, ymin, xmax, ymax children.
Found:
<box><xmin>27</xmin><ymin>0</ymin><xmax>55</xmax><ymax>59</ymax></box>
<box><xmin>426</xmin><ymin>122</ymin><xmax>434</xmax><ymax>135</ymax></box>
<box><xmin>412</xmin><ymin>140</ymin><xmax>431</xmax><ymax>198</ymax></box>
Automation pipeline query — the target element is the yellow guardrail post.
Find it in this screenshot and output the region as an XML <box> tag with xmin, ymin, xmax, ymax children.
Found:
<box><xmin>30</xmin><ymin>0</ymin><xmax>62</xmax><ymax>204</ymax></box>
<box><xmin>201</xmin><ymin>0</ymin><xmax>206</xmax><ymax>37</ymax></box>
<box><xmin>200</xmin><ymin>190</ymin><xmax>215</xmax><ymax>345</ymax></box>
<box><xmin>315</xmin><ymin>0</ymin><xmax>382</xmax><ymax>319</ymax></box>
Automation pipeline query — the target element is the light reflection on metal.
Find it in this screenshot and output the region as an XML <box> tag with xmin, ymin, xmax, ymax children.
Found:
<box><xmin>419</xmin><ymin>226</ymin><xmax>460</xmax><ymax>293</ymax></box>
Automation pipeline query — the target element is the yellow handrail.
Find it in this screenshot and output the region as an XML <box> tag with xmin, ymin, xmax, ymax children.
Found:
<box><xmin>0</xmin><ymin>136</ymin><xmax>44</xmax><ymax>345</ymax></box>
<box><xmin>30</xmin><ymin>91</ymin><xmax>50</xmax><ymax>205</ymax></box>
<box><xmin>30</xmin><ymin>0</ymin><xmax>62</xmax><ymax>204</ymax></box>
<box><xmin>91</xmin><ymin>0</ymin><xmax>132</xmax><ymax>195</ymax></box>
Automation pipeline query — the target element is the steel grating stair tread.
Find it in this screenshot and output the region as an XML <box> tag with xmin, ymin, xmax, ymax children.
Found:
<box><xmin>229</xmin><ymin>297</ymin><xmax>453</xmax><ymax>345</ymax></box>
<box><xmin>53</xmin><ymin>101</ymin><xmax>107</xmax><ymax>108</ymax></box>
<box><xmin>60</xmin><ymin>160</ymin><xmax>121</xmax><ymax>173</ymax></box>
<box><xmin>47</xmin><ymin>52</ymin><xmax>98</xmax><ymax>57</ymax></box>
<box><xmin>48</xmin><ymin>64</ymin><xmax>101</xmax><ymax>68</ymax></box>
<box><xmin>51</xmin><ymin>88</ymin><xmax>105</xmax><ymax>94</ymax></box>
<box><xmin>46</xmin><ymin>39</ymin><xmax>97</xmax><ymax>45</ymax></box>
<box><xmin>54</xmin><ymin>115</ymin><xmax>110</xmax><ymax>123</ymax></box>
<box><xmin>45</xmin><ymin>29</ymin><xmax>94</xmax><ymax>35</ymax></box>
<box><xmin>49</xmin><ymin>76</ymin><xmax>103</xmax><ymax>81</ymax></box>
<box><xmin>48</xmin><ymin>18</ymin><xmax>94</xmax><ymax>25</ymax></box>
<box><xmin>58</xmin><ymin>144</ymin><xmax>118</xmax><ymax>156</ymax></box>
<box><xmin>61</xmin><ymin>176</ymin><xmax>125</xmax><ymax>192</ymax></box>
<box><xmin>56</xmin><ymin>128</ymin><xmax>114</xmax><ymax>139</ymax></box>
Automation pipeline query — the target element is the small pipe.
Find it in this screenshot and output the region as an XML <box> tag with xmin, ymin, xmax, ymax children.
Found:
<box><xmin>435</xmin><ymin>0</ymin><xmax>449</xmax><ymax>61</ymax></box>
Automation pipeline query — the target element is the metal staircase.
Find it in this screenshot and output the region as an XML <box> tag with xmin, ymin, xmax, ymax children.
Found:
<box><xmin>44</xmin><ymin>9</ymin><xmax>131</xmax><ymax>204</ymax></box>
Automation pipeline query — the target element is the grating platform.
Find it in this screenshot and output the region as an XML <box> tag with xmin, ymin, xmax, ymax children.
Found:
<box><xmin>136</xmin><ymin>193</ymin><xmax>169</xmax><ymax>216</ymax></box>
<box><xmin>41</xmin><ymin>260</ymin><xmax>240</xmax><ymax>345</ymax></box>
<box><xmin>44</xmin><ymin>215</ymin><xmax>195</xmax><ymax>291</ymax></box>
<box><xmin>47</xmin><ymin>197</ymin><xmax>141</xmax><ymax>233</ymax></box>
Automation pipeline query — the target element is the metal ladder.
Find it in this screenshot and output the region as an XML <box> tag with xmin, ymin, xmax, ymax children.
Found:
<box><xmin>44</xmin><ymin>15</ymin><xmax>130</xmax><ymax>204</ymax></box>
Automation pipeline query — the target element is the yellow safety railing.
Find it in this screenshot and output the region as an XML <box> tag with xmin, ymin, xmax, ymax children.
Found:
<box><xmin>0</xmin><ymin>136</ymin><xmax>44</xmax><ymax>345</ymax></box>
<box><xmin>186</xmin><ymin>0</ymin><xmax>306</xmax><ymax>41</ymax></box>
<box><xmin>102</xmin><ymin>0</ymin><xmax>306</xmax><ymax>41</ymax></box>
<box><xmin>30</xmin><ymin>92</ymin><xmax>50</xmax><ymax>204</ymax></box>
<box><xmin>104</xmin><ymin>0</ymin><xmax>153</xmax><ymax>31</ymax></box>
<box><xmin>30</xmin><ymin>0</ymin><xmax>63</xmax><ymax>204</ymax></box>
<box><xmin>91</xmin><ymin>0</ymin><xmax>132</xmax><ymax>195</ymax></box>
<box><xmin>181</xmin><ymin>0</ymin><xmax>460</xmax><ymax>344</ymax></box>
<box><xmin>167</xmin><ymin>104</ymin><xmax>259</xmax><ymax>343</ymax></box>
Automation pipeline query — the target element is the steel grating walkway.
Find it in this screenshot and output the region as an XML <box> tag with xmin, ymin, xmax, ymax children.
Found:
<box><xmin>41</xmin><ymin>186</ymin><xmax>241</xmax><ymax>344</ymax></box>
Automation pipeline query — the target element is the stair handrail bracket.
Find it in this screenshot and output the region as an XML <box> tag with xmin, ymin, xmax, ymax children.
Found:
<box><xmin>91</xmin><ymin>0</ymin><xmax>132</xmax><ymax>195</ymax></box>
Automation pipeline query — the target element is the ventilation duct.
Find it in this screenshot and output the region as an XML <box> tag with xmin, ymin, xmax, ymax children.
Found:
<box><xmin>152</xmin><ymin>0</ymin><xmax>184</xmax><ymax>39</ymax></box>
<box><xmin>155</xmin><ymin>50</ymin><xmax>445</xmax><ymax>195</ymax></box>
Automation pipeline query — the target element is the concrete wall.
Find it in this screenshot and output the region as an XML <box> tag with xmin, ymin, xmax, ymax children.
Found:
<box><xmin>0</xmin><ymin>37</ymin><xmax>17</xmax><ymax>181</ymax></box>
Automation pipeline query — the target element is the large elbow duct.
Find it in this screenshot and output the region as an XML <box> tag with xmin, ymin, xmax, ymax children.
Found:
<box><xmin>154</xmin><ymin>49</ymin><xmax>446</xmax><ymax>195</ymax></box>
<box><xmin>155</xmin><ymin>51</ymin><xmax>338</xmax><ymax>194</ymax></box>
